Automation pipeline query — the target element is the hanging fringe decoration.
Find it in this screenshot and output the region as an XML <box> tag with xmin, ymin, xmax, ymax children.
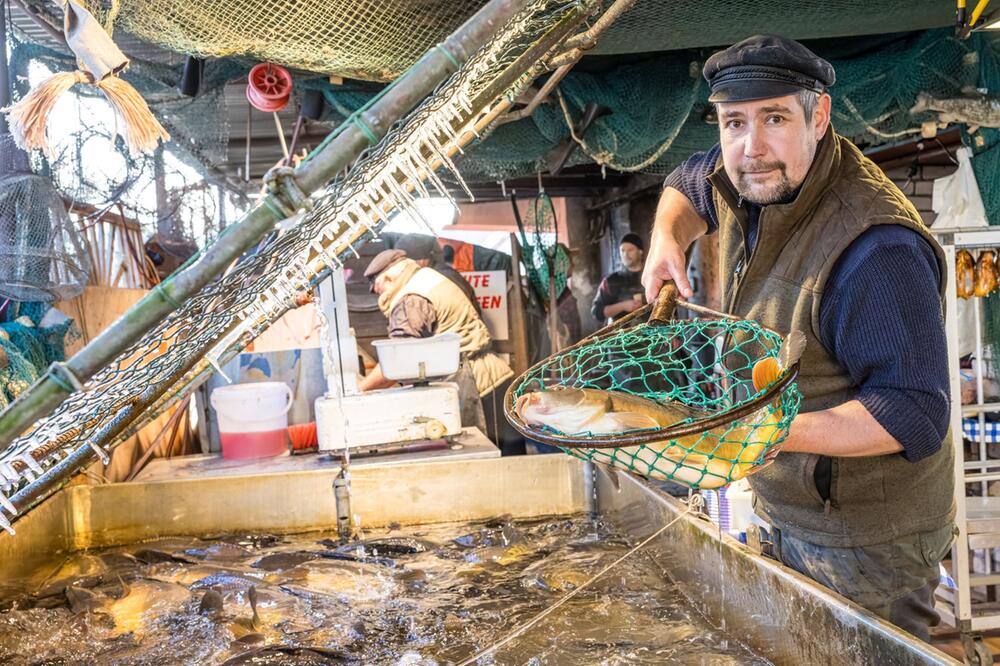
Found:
<box><xmin>3</xmin><ymin>1</ymin><xmax>169</xmax><ymax>156</ymax></box>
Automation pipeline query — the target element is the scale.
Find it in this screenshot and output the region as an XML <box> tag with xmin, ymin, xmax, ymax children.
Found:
<box><xmin>314</xmin><ymin>270</ymin><xmax>463</xmax><ymax>454</ymax></box>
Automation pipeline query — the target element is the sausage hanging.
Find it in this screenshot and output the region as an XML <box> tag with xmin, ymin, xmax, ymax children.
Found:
<box><xmin>958</xmin><ymin>249</ymin><xmax>975</xmax><ymax>299</ymax></box>
<box><xmin>974</xmin><ymin>249</ymin><xmax>999</xmax><ymax>297</ymax></box>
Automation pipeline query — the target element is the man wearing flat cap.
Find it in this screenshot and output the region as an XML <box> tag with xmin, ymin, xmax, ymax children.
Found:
<box><xmin>360</xmin><ymin>248</ymin><xmax>525</xmax><ymax>455</ymax></box>
<box><xmin>642</xmin><ymin>34</ymin><xmax>954</xmax><ymax>640</ymax></box>
<box><xmin>392</xmin><ymin>233</ymin><xmax>481</xmax><ymax>314</ymax></box>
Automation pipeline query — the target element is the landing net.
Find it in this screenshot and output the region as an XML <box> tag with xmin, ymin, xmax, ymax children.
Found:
<box><xmin>506</xmin><ymin>296</ymin><xmax>802</xmax><ymax>489</ymax></box>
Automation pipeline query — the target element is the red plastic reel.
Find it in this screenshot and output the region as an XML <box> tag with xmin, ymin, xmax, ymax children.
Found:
<box><xmin>246</xmin><ymin>63</ymin><xmax>292</xmax><ymax>112</ymax></box>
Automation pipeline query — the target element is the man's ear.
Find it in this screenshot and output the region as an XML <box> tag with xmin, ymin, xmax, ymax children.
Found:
<box><xmin>814</xmin><ymin>93</ymin><xmax>832</xmax><ymax>141</ymax></box>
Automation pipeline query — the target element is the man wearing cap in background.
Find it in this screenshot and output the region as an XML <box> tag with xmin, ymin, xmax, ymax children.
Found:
<box><xmin>591</xmin><ymin>232</ymin><xmax>647</xmax><ymax>326</ymax></box>
<box><xmin>393</xmin><ymin>234</ymin><xmax>481</xmax><ymax>315</ymax></box>
<box><xmin>360</xmin><ymin>248</ymin><xmax>526</xmax><ymax>456</ymax></box>
<box><xmin>642</xmin><ymin>34</ymin><xmax>954</xmax><ymax>640</ymax></box>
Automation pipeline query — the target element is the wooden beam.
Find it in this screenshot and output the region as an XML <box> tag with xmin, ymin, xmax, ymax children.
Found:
<box><xmin>508</xmin><ymin>232</ymin><xmax>530</xmax><ymax>376</ymax></box>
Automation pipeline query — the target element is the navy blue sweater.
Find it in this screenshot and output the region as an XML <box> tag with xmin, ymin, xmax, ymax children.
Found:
<box><xmin>664</xmin><ymin>146</ymin><xmax>949</xmax><ymax>462</ymax></box>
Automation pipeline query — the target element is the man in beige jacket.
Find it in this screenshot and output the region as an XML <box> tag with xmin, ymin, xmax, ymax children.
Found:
<box><xmin>360</xmin><ymin>249</ymin><xmax>524</xmax><ymax>455</ymax></box>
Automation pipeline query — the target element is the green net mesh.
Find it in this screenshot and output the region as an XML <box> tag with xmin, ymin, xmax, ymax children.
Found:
<box><xmin>66</xmin><ymin>0</ymin><xmax>953</xmax><ymax>82</ymax></box>
<box><xmin>296</xmin><ymin>27</ymin><xmax>996</xmax><ymax>181</ymax></box>
<box><xmin>509</xmin><ymin>315</ymin><xmax>801</xmax><ymax>489</ymax></box>
<box><xmin>457</xmin><ymin>28</ymin><xmax>990</xmax><ymax>179</ymax></box>
<box><xmin>516</xmin><ymin>192</ymin><xmax>569</xmax><ymax>304</ymax></box>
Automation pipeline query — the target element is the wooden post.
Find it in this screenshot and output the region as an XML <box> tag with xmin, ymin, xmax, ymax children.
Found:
<box><xmin>548</xmin><ymin>273</ymin><xmax>559</xmax><ymax>353</ymax></box>
<box><xmin>509</xmin><ymin>233</ymin><xmax>530</xmax><ymax>375</ymax></box>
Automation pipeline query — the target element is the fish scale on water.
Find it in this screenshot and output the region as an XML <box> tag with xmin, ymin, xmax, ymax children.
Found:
<box><xmin>0</xmin><ymin>520</ymin><xmax>771</xmax><ymax>664</ymax></box>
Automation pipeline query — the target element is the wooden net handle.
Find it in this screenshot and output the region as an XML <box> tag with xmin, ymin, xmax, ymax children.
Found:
<box><xmin>649</xmin><ymin>283</ymin><xmax>679</xmax><ymax>324</ymax></box>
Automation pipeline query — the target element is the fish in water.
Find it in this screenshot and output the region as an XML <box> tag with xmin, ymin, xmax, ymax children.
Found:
<box><xmin>219</xmin><ymin>646</ymin><xmax>350</xmax><ymax>665</ymax></box>
<box><xmin>191</xmin><ymin>572</ymin><xmax>261</xmax><ymax>595</ymax></box>
<box><xmin>322</xmin><ymin>537</ymin><xmax>428</xmax><ymax>557</ymax></box>
<box><xmin>910</xmin><ymin>91</ymin><xmax>1000</xmax><ymax>130</ymax></box>
<box><xmin>64</xmin><ymin>585</ymin><xmax>102</xmax><ymax>615</ymax></box>
<box><xmin>62</xmin><ymin>579</ymin><xmax>190</xmax><ymax>639</ymax></box>
<box><xmin>227</xmin><ymin>585</ymin><xmax>263</xmax><ymax>640</ymax></box>
<box><xmin>185</xmin><ymin>542</ymin><xmax>253</xmax><ymax>562</ymax></box>
<box><xmin>198</xmin><ymin>584</ymin><xmax>268</xmax><ymax>644</ymax></box>
<box><xmin>514</xmin><ymin>331</ymin><xmax>805</xmax><ymax>488</ymax></box>
<box><xmin>315</xmin><ymin>550</ymin><xmax>396</xmax><ymax>568</ymax></box>
<box><xmin>198</xmin><ymin>587</ymin><xmax>225</xmax><ymax>617</ymax></box>
<box><xmin>252</xmin><ymin>551</ymin><xmax>321</xmax><ymax>572</ymax></box>
<box><xmin>132</xmin><ymin>548</ymin><xmax>199</xmax><ymax>565</ymax></box>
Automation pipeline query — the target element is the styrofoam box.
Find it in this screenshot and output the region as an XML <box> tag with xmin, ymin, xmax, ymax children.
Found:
<box><xmin>373</xmin><ymin>332</ymin><xmax>461</xmax><ymax>381</ymax></box>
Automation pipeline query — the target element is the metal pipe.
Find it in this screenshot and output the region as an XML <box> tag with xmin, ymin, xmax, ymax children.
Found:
<box><xmin>333</xmin><ymin>469</ymin><xmax>353</xmax><ymax>541</ymax></box>
<box><xmin>0</xmin><ymin>0</ymin><xmax>533</xmax><ymax>450</ymax></box>
<box><xmin>551</xmin><ymin>0</ymin><xmax>638</xmax><ymax>64</ymax></box>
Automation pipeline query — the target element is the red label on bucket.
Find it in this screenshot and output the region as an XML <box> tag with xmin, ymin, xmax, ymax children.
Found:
<box><xmin>220</xmin><ymin>429</ymin><xmax>289</xmax><ymax>460</ymax></box>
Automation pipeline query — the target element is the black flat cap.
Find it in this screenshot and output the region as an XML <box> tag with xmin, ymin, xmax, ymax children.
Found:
<box><xmin>364</xmin><ymin>248</ymin><xmax>407</xmax><ymax>287</ymax></box>
<box><xmin>704</xmin><ymin>34</ymin><xmax>834</xmax><ymax>103</ymax></box>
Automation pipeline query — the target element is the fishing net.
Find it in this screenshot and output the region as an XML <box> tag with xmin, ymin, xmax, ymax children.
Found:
<box><xmin>515</xmin><ymin>192</ymin><xmax>569</xmax><ymax>305</ymax></box>
<box><xmin>59</xmin><ymin>0</ymin><xmax>952</xmax><ymax>81</ymax></box>
<box><xmin>305</xmin><ymin>27</ymin><xmax>994</xmax><ymax>182</ymax></box>
<box><xmin>506</xmin><ymin>293</ymin><xmax>802</xmax><ymax>489</ymax></box>
<box><xmin>0</xmin><ymin>169</ymin><xmax>90</xmax><ymax>303</ymax></box>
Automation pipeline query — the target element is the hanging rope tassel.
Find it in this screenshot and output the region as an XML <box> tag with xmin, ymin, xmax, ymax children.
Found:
<box><xmin>94</xmin><ymin>76</ymin><xmax>170</xmax><ymax>153</ymax></box>
<box><xmin>2</xmin><ymin>0</ymin><xmax>169</xmax><ymax>156</ymax></box>
<box><xmin>5</xmin><ymin>71</ymin><xmax>89</xmax><ymax>155</ymax></box>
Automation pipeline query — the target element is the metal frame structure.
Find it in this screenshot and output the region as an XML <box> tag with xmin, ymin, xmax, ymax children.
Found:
<box><xmin>934</xmin><ymin>225</ymin><xmax>1000</xmax><ymax>666</ymax></box>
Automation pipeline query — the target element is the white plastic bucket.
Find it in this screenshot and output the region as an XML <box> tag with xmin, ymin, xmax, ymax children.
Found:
<box><xmin>210</xmin><ymin>382</ymin><xmax>293</xmax><ymax>460</ymax></box>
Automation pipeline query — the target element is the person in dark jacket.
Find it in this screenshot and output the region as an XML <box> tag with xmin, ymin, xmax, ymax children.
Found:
<box><xmin>641</xmin><ymin>34</ymin><xmax>954</xmax><ymax>641</ymax></box>
<box><xmin>590</xmin><ymin>233</ymin><xmax>646</xmax><ymax>326</ymax></box>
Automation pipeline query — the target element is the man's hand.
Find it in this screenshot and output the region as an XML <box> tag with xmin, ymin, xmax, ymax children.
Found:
<box><xmin>642</xmin><ymin>187</ymin><xmax>708</xmax><ymax>303</ymax></box>
<box><xmin>620</xmin><ymin>297</ymin><xmax>643</xmax><ymax>314</ymax></box>
<box><xmin>643</xmin><ymin>237</ymin><xmax>693</xmax><ymax>303</ymax></box>
<box><xmin>604</xmin><ymin>297</ymin><xmax>642</xmax><ymax>319</ymax></box>
<box><xmin>358</xmin><ymin>364</ymin><xmax>396</xmax><ymax>392</ymax></box>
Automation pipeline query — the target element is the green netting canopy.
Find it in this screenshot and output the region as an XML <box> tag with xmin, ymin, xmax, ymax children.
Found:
<box><xmin>75</xmin><ymin>0</ymin><xmax>953</xmax><ymax>81</ymax></box>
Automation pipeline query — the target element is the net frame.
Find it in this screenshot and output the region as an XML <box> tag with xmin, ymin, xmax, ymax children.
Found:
<box><xmin>504</xmin><ymin>287</ymin><xmax>802</xmax><ymax>488</ymax></box>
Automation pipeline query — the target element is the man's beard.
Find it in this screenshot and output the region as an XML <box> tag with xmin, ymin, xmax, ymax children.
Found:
<box><xmin>736</xmin><ymin>160</ymin><xmax>796</xmax><ymax>205</ymax></box>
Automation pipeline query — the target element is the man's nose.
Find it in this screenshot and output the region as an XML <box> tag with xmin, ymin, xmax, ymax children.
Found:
<box><xmin>744</xmin><ymin>126</ymin><xmax>767</xmax><ymax>159</ymax></box>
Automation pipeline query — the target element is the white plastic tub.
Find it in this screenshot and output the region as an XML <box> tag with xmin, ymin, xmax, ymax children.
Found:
<box><xmin>210</xmin><ymin>382</ymin><xmax>293</xmax><ymax>460</ymax></box>
<box><xmin>373</xmin><ymin>332</ymin><xmax>461</xmax><ymax>381</ymax></box>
